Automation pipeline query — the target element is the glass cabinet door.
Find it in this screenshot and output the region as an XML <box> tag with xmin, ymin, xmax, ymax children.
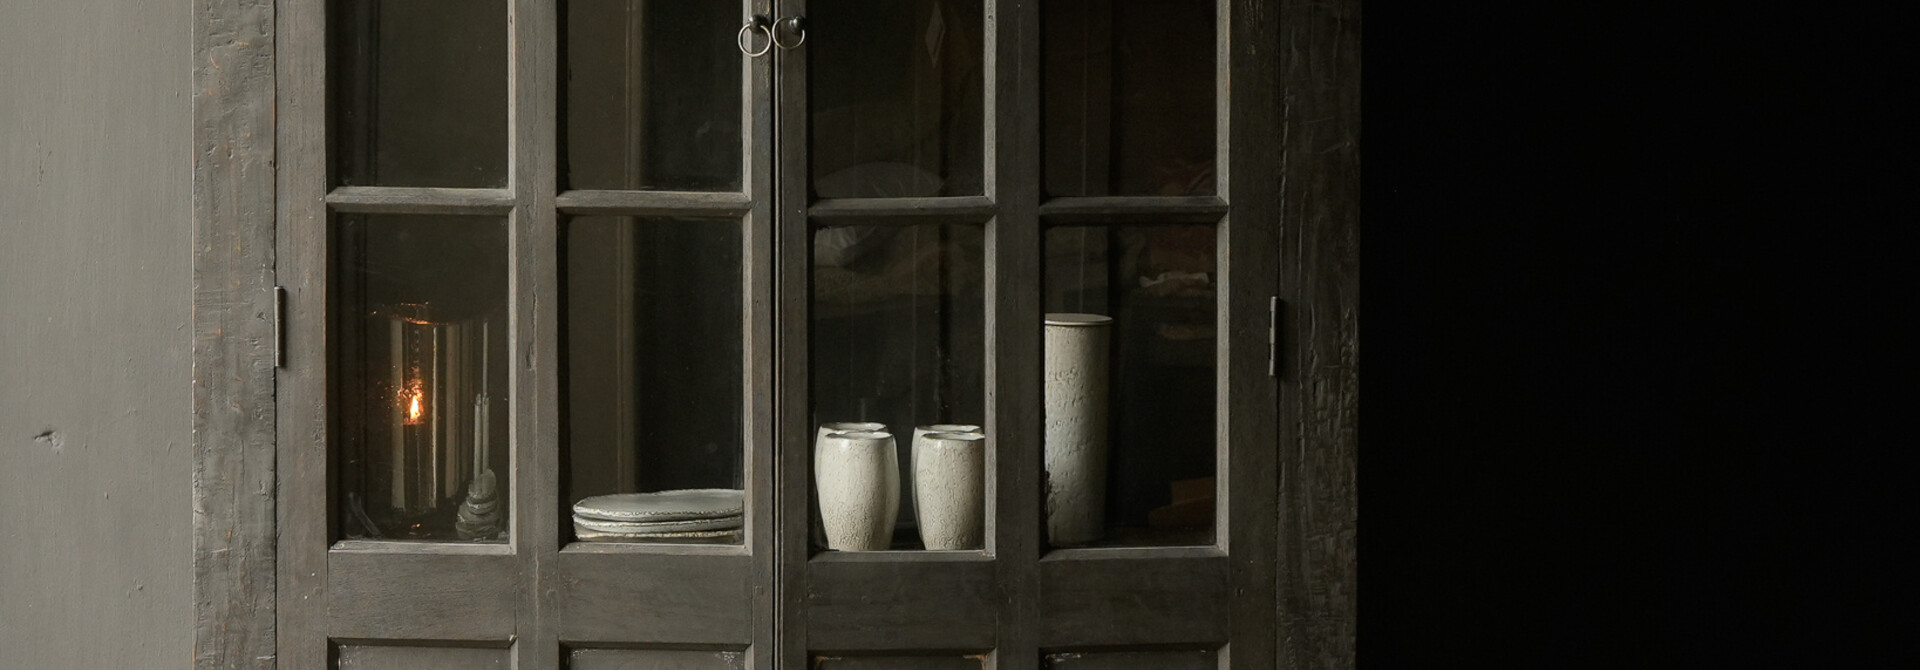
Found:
<box><xmin>282</xmin><ymin>0</ymin><xmax>1277</xmax><ymax>666</ymax></box>
<box><xmin>281</xmin><ymin>0</ymin><xmax>776</xmax><ymax>668</ymax></box>
<box><xmin>777</xmin><ymin>0</ymin><xmax>1276</xmax><ymax>668</ymax></box>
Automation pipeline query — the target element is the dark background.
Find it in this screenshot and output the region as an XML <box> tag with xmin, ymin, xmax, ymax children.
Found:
<box><xmin>1360</xmin><ymin>3</ymin><xmax>1906</xmax><ymax>665</ymax></box>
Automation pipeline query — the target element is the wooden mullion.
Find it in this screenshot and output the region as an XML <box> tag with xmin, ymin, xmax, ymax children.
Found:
<box><xmin>273</xmin><ymin>0</ymin><xmax>327</xmax><ymax>664</ymax></box>
<box><xmin>509</xmin><ymin>0</ymin><xmax>561</xmax><ymax>666</ymax></box>
<box><xmin>1223</xmin><ymin>0</ymin><xmax>1282</xmax><ymax>668</ymax></box>
<box><xmin>746</xmin><ymin>0</ymin><xmax>780</xmax><ymax>667</ymax></box>
<box><xmin>554</xmin><ymin>189</ymin><xmax>754</xmax><ymax>217</ymax></box>
<box><xmin>806</xmin><ymin>196</ymin><xmax>999</xmax><ymax>223</ymax></box>
<box><xmin>990</xmin><ymin>0</ymin><xmax>1043</xmax><ymax>667</ymax></box>
<box><xmin>1037</xmin><ymin>196</ymin><xmax>1231</xmax><ymax>224</ymax></box>
<box><xmin>773</xmin><ymin>0</ymin><xmax>811</xmax><ymax>666</ymax></box>
<box><xmin>325</xmin><ymin>186</ymin><xmax>518</xmax><ymax>215</ymax></box>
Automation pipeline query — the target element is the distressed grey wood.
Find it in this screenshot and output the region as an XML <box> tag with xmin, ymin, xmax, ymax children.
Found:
<box><xmin>1037</xmin><ymin>552</ymin><xmax>1231</xmax><ymax>647</ymax></box>
<box><xmin>1273</xmin><ymin>0</ymin><xmax>1360</xmax><ymax>666</ymax></box>
<box><xmin>1043</xmin><ymin>649</ymin><xmax>1217</xmax><ymax>670</ymax></box>
<box><xmin>275</xmin><ymin>0</ymin><xmax>330</xmax><ymax>662</ymax></box>
<box><xmin>1037</xmin><ymin>196</ymin><xmax>1230</xmax><ymax>222</ymax></box>
<box><xmin>807</xmin><ymin>196</ymin><xmax>998</xmax><ymax>223</ymax></box>
<box><xmin>336</xmin><ymin>644</ymin><xmax>511</xmax><ymax>669</ymax></box>
<box><xmin>988</xmin><ymin>0</ymin><xmax>1044</xmax><ymax>668</ymax></box>
<box><xmin>773</xmin><ymin>1</ymin><xmax>813</xmax><ymax>667</ymax></box>
<box><xmin>744</xmin><ymin>5</ymin><xmax>782</xmax><ymax>668</ymax></box>
<box><xmin>554</xmin><ymin>551</ymin><xmax>755</xmax><ymax>644</ymax></box>
<box><xmin>327</xmin><ymin>550</ymin><xmax>520</xmax><ymax>641</ymax></box>
<box><xmin>1222</xmin><ymin>1</ymin><xmax>1285</xmax><ymax>668</ymax></box>
<box><xmin>813</xmin><ymin>656</ymin><xmax>987</xmax><ymax>670</ymax></box>
<box><xmin>326</xmin><ymin>187</ymin><xmax>518</xmax><ymax>214</ymax></box>
<box><xmin>511</xmin><ymin>0</ymin><xmax>563</xmax><ymax>666</ymax></box>
<box><xmin>803</xmin><ymin>555</ymin><xmax>998</xmax><ymax>651</ymax></box>
<box><xmin>191</xmin><ymin>0</ymin><xmax>279</xmax><ymax>667</ymax></box>
<box><xmin>567</xmin><ymin>648</ymin><xmax>748</xmax><ymax>670</ymax></box>
<box><xmin>555</xmin><ymin>189</ymin><xmax>754</xmax><ymax>217</ymax></box>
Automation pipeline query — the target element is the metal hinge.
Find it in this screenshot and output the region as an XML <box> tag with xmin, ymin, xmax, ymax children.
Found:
<box><xmin>274</xmin><ymin>286</ymin><xmax>286</xmax><ymax>368</ymax></box>
<box><xmin>1268</xmin><ymin>296</ymin><xmax>1278</xmax><ymax>377</ymax></box>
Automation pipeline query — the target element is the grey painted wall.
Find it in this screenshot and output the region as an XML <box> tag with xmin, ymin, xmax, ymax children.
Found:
<box><xmin>1</xmin><ymin>1</ymin><xmax>193</xmax><ymax>667</ymax></box>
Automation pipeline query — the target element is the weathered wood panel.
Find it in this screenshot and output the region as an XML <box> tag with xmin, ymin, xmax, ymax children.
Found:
<box><xmin>813</xmin><ymin>655</ymin><xmax>986</xmax><ymax>670</ymax></box>
<box><xmin>336</xmin><ymin>644</ymin><xmax>510</xmax><ymax>669</ymax></box>
<box><xmin>1273</xmin><ymin>0</ymin><xmax>1360</xmax><ymax>667</ymax></box>
<box><xmin>327</xmin><ymin>550</ymin><xmax>519</xmax><ymax>641</ymax></box>
<box><xmin>0</xmin><ymin>0</ymin><xmax>200</xmax><ymax>667</ymax></box>
<box><xmin>553</xmin><ymin>551</ymin><xmax>756</xmax><ymax>644</ymax></box>
<box><xmin>566</xmin><ymin>648</ymin><xmax>748</xmax><ymax>670</ymax></box>
<box><xmin>804</xmin><ymin>554</ymin><xmax>999</xmax><ymax>651</ymax></box>
<box><xmin>191</xmin><ymin>0</ymin><xmax>280</xmax><ymax>668</ymax></box>
<box><xmin>1044</xmin><ymin>648</ymin><xmax>1217</xmax><ymax>670</ymax></box>
<box><xmin>1037</xmin><ymin>552</ymin><xmax>1230</xmax><ymax>647</ymax></box>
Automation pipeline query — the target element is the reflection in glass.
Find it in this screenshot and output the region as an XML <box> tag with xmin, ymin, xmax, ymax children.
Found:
<box><xmin>332</xmin><ymin>0</ymin><xmax>509</xmax><ymax>187</ymax></box>
<box><xmin>810</xmin><ymin>0</ymin><xmax>984</xmax><ymax>198</ymax></box>
<box><xmin>564</xmin><ymin>0</ymin><xmax>744</xmax><ymax>191</ymax></box>
<box><xmin>1044</xmin><ymin>0</ymin><xmax>1216</xmax><ymax>196</ymax></box>
<box><xmin>333</xmin><ymin>216</ymin><xmax>511</xmax><ymax>542</ymax></box>
<box><xmin>564</xmin><ymin>217</ymin><xmax>745</xmax><ymax>544</ymax></box>
<box><xmin>812</xmin><ymin>224</ymin><xmax>984</xmax><ymax>549</ymax></box>
<box><xmin>1044</xmin><ymin>224</ymin><xmax>1216</xmax><ymax>547</ymax></box>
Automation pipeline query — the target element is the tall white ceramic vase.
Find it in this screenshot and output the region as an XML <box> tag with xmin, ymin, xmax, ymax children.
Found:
<box><xmin>814</xmin><ymin>430</ymin><xmax>899</xmax><ymax>551</ymax></box>
<box><xmin>813</xmin><ymin>422</ymin><xmax>886</xmax><ymax>547</ymax></box>
<box><xmin>913</xmin><ymin>430</ymin><xmax>986</xmax><ymax>550</ymax></box>
<box><xmin>906</xmin><ymin>424</ymin><xmax>981</xmax><ymax>529</ymax></box>
<box><xmin>1043</xmin><ymin>313</ymin><xmax>1112</xmax><ymax>546</ymax></box>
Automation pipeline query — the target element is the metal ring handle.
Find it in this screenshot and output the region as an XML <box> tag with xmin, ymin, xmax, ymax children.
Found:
<box><xmin>737</xmin><ymin>17</ymin><xmax>772</xmax><ymax>58</ymax></box>
<box><xmin>774</xmin><ymin>15</ymin><xmax>806</xmax><ymax>50</ymax></box>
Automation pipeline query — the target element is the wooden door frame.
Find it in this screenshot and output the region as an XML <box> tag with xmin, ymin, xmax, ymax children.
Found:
<box><xmin>191</xmin><ymin>0</ymin><xmax>1358</xmax><ymax>667</ymax></box>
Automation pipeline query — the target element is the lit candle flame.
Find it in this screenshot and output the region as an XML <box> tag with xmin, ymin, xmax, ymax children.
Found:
<box><xmin>400</xmin><ymin>377</ymin><xmax>426</xmax><ymax>425</ymax></box>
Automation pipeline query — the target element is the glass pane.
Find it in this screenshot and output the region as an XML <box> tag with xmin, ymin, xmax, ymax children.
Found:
<box><xmin>812</xmin><ymin>224</ymin><xmax>985</xmax><ymax>551</ymax></box>
<box><xmin>333</xmin><ymin>0</ymin><xmax>509</xmax><ymax>187</ymax></box>
<box><xmin>563</xmin><ymin>0</ymin><xmax>744</xmax><ymax>191</ymax></box>
<box><xmin>564</xmin><ymin>217</ymin><xmax>745</xmax><ymax>545</ymax></box>
<box><xmin>332</xmin><ymin>215</ymin><xmax>511</xmax><ymax>542</ymax></box>
<box><xmin>1044</xmin><ymin>0</ymin><xmax>1216</xmax><ymax>196</ymax></box>
<box><xmin>810</xmin><ymin>0</ymin><xmax>984</xmax><ymax>198</ymax></box>
<box><xmin>1043</xmin><ymin>224</ymin><xmax>1216</xmax><ymax>548</ymax></box>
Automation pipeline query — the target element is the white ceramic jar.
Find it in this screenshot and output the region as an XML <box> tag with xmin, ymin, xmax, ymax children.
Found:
<box><xmin>906</xmin><ymin>423</ymin><xmax>981</xmax><ymax>527</ymax></box>
<box><xmin>813</xmin><ymin>430</ymin><xmax>899</xmax><ymax>551</ymax></box>
<box><xmin>912</xmin><ymin>431</ymin><xmax>986</xmax><ymax>550</ymax></box>
<box><xmin>813</xmin><ymin>422</ymin><xmax>887</xmax><ymax>547</ymax></box>
<box><xmin>1043</xmin><ymin>313</ymin><xmax>1112</xmax><ymax>546</ymax></box>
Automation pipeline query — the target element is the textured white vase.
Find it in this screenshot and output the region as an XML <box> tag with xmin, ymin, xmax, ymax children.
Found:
<box><xmin>1043</xmin><ymin>313</ymin><xmax>1112</xmax><ymax>546</ymax></box>
<box><xmin>912</xmin><ymin>430</ymin><xmax>986</xmax><ymax>550</ymax></box>
<box><xmin>906</xmin><ymin>424</ymin><xmax>981</xmax><ymax>529</ymax></box>
<box><xmin>814</xmin><ymin>430</ymin><xmax>899</xmax><ymax>551</ymax></box>
<box><xmin>813</xmin><ymin>422</ymin><xmax>886</xmax><ymax>547</ymax></box>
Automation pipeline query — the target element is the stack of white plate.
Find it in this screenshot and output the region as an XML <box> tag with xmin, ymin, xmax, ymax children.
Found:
<box><xmin>571</xmin><ymin>488</ymin><xmax>744</xmax><ymax>543</ymax></box>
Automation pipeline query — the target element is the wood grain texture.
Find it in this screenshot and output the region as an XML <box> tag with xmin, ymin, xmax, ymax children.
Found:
<box><xmin>813</xmin><ymin>656</ymin><xmax>987</xmax><ymax>670</ymax></box>
<box><xmin>336</xmin><ymin>644</ymin><xmax>510</xmax><ymax>669</ymax></box>
<box><xmin>803</xmin><ymin>555</ymin><xmax>998</xmax><ymax>651</ymax></box>
<box><xmin>326</xmin><ymin>187</ymin><xmax>518</xmax><ymax>214</ymax></box>
<box><xmin>192</xmin><ymin>0</ymin><xmax>279</xmax><ymax>667</ymax></box>
<box><xmin>567</xmin><ymin>647</ymin><xmax>748</xmax><ymax>670</ymax></box>
<box><xmin>553</xmin><ymin>552</ymin><xmax>755</xmax><ymax>645</ymax></box>
<box><xmin>555</xmin><ymin>189</ymin><xmax>754</xmax><ymax>217</ymax></box>
<box><xmin>773</xmin><ymin>1</ymin><xmax>814</xmax><ymax>666</ymax></box>
<box><xmin>327</xmin><ymin>550</ymin><xmax>520</xmax><ymax>641</ymax></box>
<box><xmin>1273</xmin><ymin>0</ymin><xmax>1360</xmax><ymax>667</ymax></box>
<box><xmin>1037</xmin><ymin>553</ymin><xmax>1230</xmax><ymax>648</ymax></box>
<box><xmin>1043</xmin><ymin>648</ymin><xmax>1217</xmax><ymax>670</ymax></box>
<box><xmin>276</xmin><ymin>0</ymin><xmax>329</xmax><ymax>662</ymax></box>
<box><xmin>0</xmin><ymin>0</ymin><xmax>198</xmax><ymax>667</ymax></box>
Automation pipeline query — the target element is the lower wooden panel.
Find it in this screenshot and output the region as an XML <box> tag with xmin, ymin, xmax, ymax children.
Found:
<box><xmin>805</xmin><ymin>554</ymin><xmax>997</xmax><ymax>650</ymax></box>
<box><xmin>1043</xmin><ymin>648</ymin><xmax>1218</xmax><ymax>670</ymax></box>
<box><xmin>813</xmin><ymin>654</ymin><xmax>987</xmax><ymax>670</ymax></box>
<box><xmin>555</xmin><ymin>549</ymin><xmax>754</xmax><ymax>644</ymax></box>
<box><xmin>329</xmin><ymin>549</ymin><xmax>519</xmax><ymax>641</ymax></box>
<box><xmin>567</xmin><ymin>647</ymin><xmax>748</xmax><ymax>670</ymax></box>
<box><xmin>1037</xmin><ymin>550</ymin><xmax>1229</xmax><ymax>647</ymax></box>
<box><xmin>335</xmin><ymin>643</ymin><xmax>510</xmax><ymax>669</ymax></box>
